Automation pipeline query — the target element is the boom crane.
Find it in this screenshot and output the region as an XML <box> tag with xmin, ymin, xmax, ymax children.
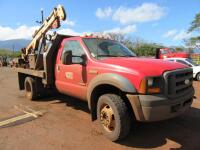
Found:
<box><xmin>21</xmin><ymin>5</ymin><xmax>66</xmax><ymax>69</ymax></box>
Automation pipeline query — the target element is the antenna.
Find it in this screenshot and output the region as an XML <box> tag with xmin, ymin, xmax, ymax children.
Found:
<box><xmin>36</xmin><ymin>8</ymin><xmax>44</xmax><ymax>24</ymax></box>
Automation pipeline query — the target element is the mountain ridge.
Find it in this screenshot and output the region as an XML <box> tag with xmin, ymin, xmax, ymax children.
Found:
<box><xmin>0</xmin><ymin>39</ymin><xmax>30</xmax><ymax>51</ymax></box>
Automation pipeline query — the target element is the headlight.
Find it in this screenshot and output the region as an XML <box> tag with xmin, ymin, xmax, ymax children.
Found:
<box><xmin>147</xmin><ymin>77</ymin><xmax>154</xmax><ymax>86</ymax></box>
<box><xmin>138</xmin><ymin>77</ymin><xmax>162</xmax><ymax>94</ymax></box>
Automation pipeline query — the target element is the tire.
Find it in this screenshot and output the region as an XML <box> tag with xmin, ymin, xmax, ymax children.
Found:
<box><xmin>196</xmin><ymin>73</ymin><xmax>200</xmax><ymax>81</ymax></box>
<box><xmin>24</xmin><ymin>77</ymin><xmax>38</xmax><ymax>100</ymax></box>
<box><xmin>97</xmin><ymin>94</ymin><xmax>131</xmax><ymax>141</ymax></box>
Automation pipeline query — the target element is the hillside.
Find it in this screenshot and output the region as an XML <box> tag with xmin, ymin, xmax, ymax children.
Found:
<box><xmin>0</xmin><ymin>39</ymin><xmax>30</xmax><ymax>51</ymax></box>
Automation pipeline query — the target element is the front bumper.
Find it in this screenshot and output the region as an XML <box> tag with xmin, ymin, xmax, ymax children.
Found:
<box><xmin>127</xmin><ymin>89</ymin><xmax>194</xmax><ymax>122</ymax></box>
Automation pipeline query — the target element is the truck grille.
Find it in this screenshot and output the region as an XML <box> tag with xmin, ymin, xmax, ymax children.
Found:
<box><xmin>163</xmin><ymin>68</ymin><xmax>193</xmax><ymax>98</ymax></box>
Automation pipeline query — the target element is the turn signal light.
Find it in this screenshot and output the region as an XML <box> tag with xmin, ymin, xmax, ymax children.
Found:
<box><xmin>148</xmin><ymin>87</ymin><xmax>160</xmax><ymax>93</ymax></box>
<box><xmin>138</xmin><ymin>78</ymin><xmax>146</xmax><ymax>94</ymax></box>
<box><xmin>138</xmin><ymin>78</ymin><xmax>161</xmax><ymax>94</ymax></box>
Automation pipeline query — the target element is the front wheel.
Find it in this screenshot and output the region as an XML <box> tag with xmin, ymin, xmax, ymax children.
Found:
<box><xmin>97</xmin><ymin>94</ymin><xmax>131</xmax><ymax>141</ymax></box>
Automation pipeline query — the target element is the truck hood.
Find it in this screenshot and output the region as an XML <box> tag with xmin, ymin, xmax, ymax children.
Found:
<box><xmin>100</xmin><ymin>57</ymin><xmax>187</xmax><ymax>76</ymax></box>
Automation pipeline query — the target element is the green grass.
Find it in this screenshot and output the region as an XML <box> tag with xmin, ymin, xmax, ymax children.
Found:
<box><xmin>0</xmin><ymin>48</ymin><xmax>21</xmax><ymax>58</ymax></box>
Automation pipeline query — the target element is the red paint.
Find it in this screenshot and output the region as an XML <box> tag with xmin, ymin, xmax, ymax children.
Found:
<box><xmin>55</xmin><ymin>37</ymin><xmax>188</xmax><ymax>98</ymax></box>
<box><xmin>158</xmin><ymin>48</ymin><xmax>189</xmax><ymax>59</ymax></box>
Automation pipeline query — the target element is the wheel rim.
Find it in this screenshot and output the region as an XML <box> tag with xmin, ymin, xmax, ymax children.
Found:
<box><xmin>25</xmin><ymin>81</ymin><xmax>31</xmax><ymax>98</ymax></box>
<box><xmin>100</xmin><ymin>104</ymin><xmax>116</xmax><ymax>132</ymax></box>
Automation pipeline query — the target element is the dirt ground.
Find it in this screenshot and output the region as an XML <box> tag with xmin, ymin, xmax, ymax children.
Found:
<box><xmin>0</xmin><ymin>67</ymin><xmax>200</xmax><ymax>150</ymax></box>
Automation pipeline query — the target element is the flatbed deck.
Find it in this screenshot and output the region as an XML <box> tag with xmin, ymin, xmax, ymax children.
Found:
<box><xmin>14</xmin><ymin>67</ymin><xmax>45</xmax><ymax>78</ymax></box>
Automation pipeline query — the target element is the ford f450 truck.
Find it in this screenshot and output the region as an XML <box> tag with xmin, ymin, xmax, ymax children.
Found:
<box><xmin>16</xmin><ymin>5</ymin><xmax>194</xmax><ymax>141</ymax></box>
<box><xmin>16</xmin><ymin>35</ymin><xmax>194</xmax><ymax>141</ymax></box>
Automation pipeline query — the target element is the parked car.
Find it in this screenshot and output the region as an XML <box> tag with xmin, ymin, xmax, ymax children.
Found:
<box><xmin>0</xmin><ymin>56</ymin><xmax>8</xmax><ymax>67</ymax></box>
<box><xmin>165</xmin><ymin>57</ymin><xmax>200</xmax><ymax>81</ymax></box>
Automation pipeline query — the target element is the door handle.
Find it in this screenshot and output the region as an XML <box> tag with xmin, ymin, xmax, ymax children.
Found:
<box><xmin>57</xmin><ymin>65</ymin><xmax>60</xmax><ymax>72</ymax></box>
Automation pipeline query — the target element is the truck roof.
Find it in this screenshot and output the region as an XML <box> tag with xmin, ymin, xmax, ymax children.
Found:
<box><xmin>56</xmin><ymin>33</ymin><xmax>115</xmax><ymax>41</ymax></box>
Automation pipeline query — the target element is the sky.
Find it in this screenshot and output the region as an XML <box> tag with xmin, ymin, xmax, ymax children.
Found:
<box><xmin>0</xmin><ymin>0</ymin><xmax>199</xmax><ymax>46</ymax></box>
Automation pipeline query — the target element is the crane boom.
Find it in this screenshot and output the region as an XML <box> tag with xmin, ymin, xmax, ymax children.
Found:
<box><xmin>25</xmin><ymin>5</ymin><xmax>66</xmax><ymax>56</ymax></box>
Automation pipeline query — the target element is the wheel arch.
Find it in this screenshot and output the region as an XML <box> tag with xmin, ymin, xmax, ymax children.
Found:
<box><xmin>87</xmin><ymin>73</ymin><xmax>136</xmax><ymax>121</ymax></box>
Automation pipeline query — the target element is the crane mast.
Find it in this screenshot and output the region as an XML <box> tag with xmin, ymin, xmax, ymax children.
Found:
<box><xmin>25</xmin><ymin>5</ymin><xmax>66</xmax><ymax>56</ymax></box>
<box><xmin>20</xmin><ymin>5</ymin><xmax>66</xmax><ymax>69</ymax></box>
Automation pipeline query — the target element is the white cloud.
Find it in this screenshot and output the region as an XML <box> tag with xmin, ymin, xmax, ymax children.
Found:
<box><xmin>95</xmin><ymin>7</ymin><xmax>113</xmax><ymax>19</ymax></box>
<box><xmin>62</xmin><ymin>19</ymin><xmax>75</xmax><ymax>26</ymax></box>
<box><xmin>173</xmin><ymin>30</ymin><xmax>191</xmax><ymax>40</ymax></box>
<box><xmin>103</xmin><ymin>25</ymin><xmax>137</xmax><ymax>35</ymax></box>
<box><xmin>163</xmin><ymin>29</ymin><xmax>191</xmax><ymax>41</ymax></box>
<box><xmin>96</xmin><ymin>3</ymin><xmax>166</xmax><ymax>24</ymax></box>
<box><xmin>0</xmin><ymin>25</ymin><xmax>80</xmax><ymax>40</ymax></box>
<box><xmin>57</xmin><ymin>28</ymin><xmax>80</xmax><ymax>36</ymax></box>
<box><xmin>163</xmin><ymin>29</ymin><xmax>177</xmax><ymax>38</ymax></box>
<box><xmin>113</xmin><ymin>3</ymin><xmax>166</xmax><ymax>24</ymax></box>
<box><xmin>0</xmin><ymin>25</ymin><xmax>39</xmax><ymax>40</ymax></box>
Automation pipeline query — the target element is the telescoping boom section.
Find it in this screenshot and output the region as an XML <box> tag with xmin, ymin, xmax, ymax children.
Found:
<box><xmin>24</xmin><ymin>5</ymin><xmax>66</xmax><ymax>56</ymax></box>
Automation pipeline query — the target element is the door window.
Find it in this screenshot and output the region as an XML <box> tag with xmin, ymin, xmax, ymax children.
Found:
<box><xmin>61</xmin><ymin>40</ymin><xmax>85</xmax><ymax>63</ymax></box>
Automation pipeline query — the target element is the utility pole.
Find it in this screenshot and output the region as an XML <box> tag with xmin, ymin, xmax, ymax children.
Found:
<box><xmin>12</xmin><ymin>44</ymin><xmax>15</xmax><ymax>55</ymax></box>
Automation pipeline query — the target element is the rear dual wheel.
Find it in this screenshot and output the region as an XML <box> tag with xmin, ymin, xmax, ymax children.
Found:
<box><xmin>24</xmin><ymin>77</ymin><xmax>38</xmax><ymax>100</ymax></box>
<box><xmin>97</xmin><ymin>94</ymin><xmax>131</xmax><ymax>141</ymax></box>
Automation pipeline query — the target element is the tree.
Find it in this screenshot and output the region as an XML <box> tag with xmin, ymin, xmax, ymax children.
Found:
<box><xmin>133</xmin><ymin>43</ymin><xmax>161</xmax><ymax>56</ymax></box>
<box><xmin>188</xmin><ymin>13</ymin><xmax>200</xmax><ymax>33</ymax></box>
<box><xmin>104</xmin><ymin>33</ymin><xmax>163</xmax><ymax>56</ymax></box>
<box><xmin>184</xmin><ymin>36</ymin><xmax>200</xmax><ymax>48</ymax></box>
<box><xmin>0</xmin><ymin>49</ymin><xmax>21</xmax><ymax>58</ymax></box>
<box><xmin>106</xmin><ymin>33</ymin><xmax>126</xmax><ymax>43</ymax></box>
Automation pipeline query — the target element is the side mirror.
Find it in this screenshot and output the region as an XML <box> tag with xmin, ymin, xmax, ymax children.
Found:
<box><xmin>62</xmin><ymin>50</ymin><xmax>87</xmax><ymax>65</ymax></box>
<box><xmin>155</xmin><ymin>48</ymin><xmax>160</xmax><ymax>59</ymax></box>
<box><xmin>62</xmin><ymin>50</ymin><xmax>72</xmax><ymax>65</ymax></box>
<box><xmin>72</xmin><ymin>54</ymin><xmax>87</xmax><ymax>65</ymax></box>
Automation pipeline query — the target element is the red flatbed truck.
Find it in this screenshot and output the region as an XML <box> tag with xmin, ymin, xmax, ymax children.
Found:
<box><xmin>16</xmin><ymin>34</ymin><xmax>194</xmax><ymax>141</ymax></box>
<box><xmin>16</xmin><ymin>5</ymin><xmax>194</xmax><ymax>141</ymax></box>
<box><xmin>156</xmin><ymin>47</ymin><xmax>189</xmax><ymax>59</ymax></box>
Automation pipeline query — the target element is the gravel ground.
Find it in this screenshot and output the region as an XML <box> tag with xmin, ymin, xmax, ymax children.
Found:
<box><xmin>0</xmin><ymin>67</ymin><xmax>200</xmax><ymax>150</ymax></box>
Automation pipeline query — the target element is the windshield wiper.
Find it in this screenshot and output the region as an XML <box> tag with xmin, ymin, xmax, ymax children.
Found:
<box><xmin>121</xmin><ymin>55</ymin><xmax>136</xmax><ymax>57</ymax></box>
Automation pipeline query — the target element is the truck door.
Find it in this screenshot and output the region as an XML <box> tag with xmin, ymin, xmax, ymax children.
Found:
<box><xmin>55</xmin><ymin>39</ymin><xmax>87</xmax><ymax>100</ymax></box>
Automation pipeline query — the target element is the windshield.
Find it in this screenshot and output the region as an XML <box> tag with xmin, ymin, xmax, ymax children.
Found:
<box><xmin>83</xmin><ymin>38</ymin><xmax>136</xmax><ymax>59</ymax></box>
<box><xmin>186</xmin><ymin>58</ymin><xmax>198</xmax><ymax>66</ymax></box>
